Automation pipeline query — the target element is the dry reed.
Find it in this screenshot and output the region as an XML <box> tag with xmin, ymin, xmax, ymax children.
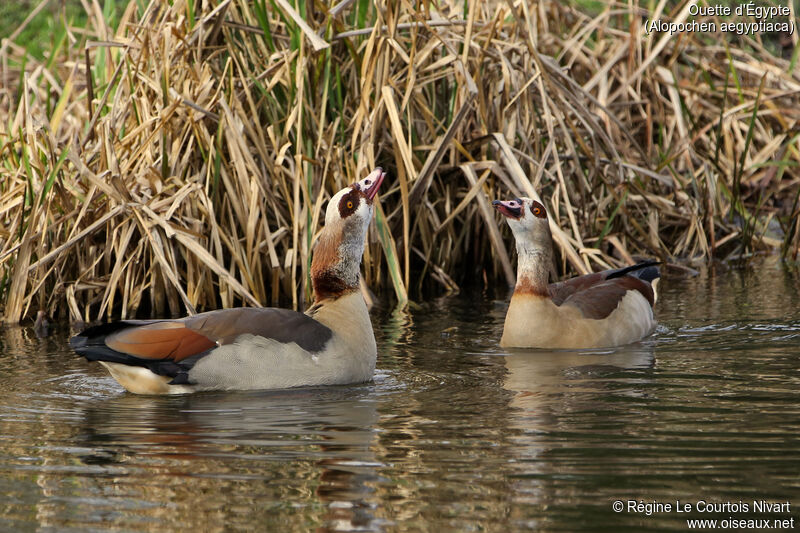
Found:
<box><xmin>1</xmin><ymin>0</ymin><xmax>799</xmax><ymax>324</ymax></box>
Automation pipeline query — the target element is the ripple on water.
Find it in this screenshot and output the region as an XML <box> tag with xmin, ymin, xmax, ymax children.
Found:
<box><xmin>1</xmin><ymin>259</ymin><xmax>800</xmax><ymax>531</ymax></box>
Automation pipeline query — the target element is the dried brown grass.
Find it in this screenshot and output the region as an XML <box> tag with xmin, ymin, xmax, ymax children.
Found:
<box><xmin>0</xmin><ymin>0</ymin><xmax>798</xmax><ymax>323</ymax></box>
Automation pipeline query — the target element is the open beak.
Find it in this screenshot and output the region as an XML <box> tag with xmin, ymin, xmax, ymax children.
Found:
<box><xmin>492</xmin><ymin>199</ymin><xmax>523</xmax><ymax>219</ymax></box>
<box><xmin>359</xmin><ymin>167</ymin><xmax>386</xmax><ymax>203</ymax></box>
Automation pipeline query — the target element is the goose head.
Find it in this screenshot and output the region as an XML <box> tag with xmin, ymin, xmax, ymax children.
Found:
<box><xmin>492</xmin><ymin>197</ymin><xmax>552</xmax><ymax>256</ymax></box>
<box><xmin>312</xmin><ymin>168</ymin><xmax>386</xmax><ymax>300</ymax></box>
<box><xmin>324</xmin><ymin>167</ymin><xmax>385</xmax><ymax>235</ymax></box>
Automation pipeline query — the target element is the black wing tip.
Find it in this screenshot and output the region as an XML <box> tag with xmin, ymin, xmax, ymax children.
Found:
<box><xmin>630</xmin><ymin>260</ymin><xmax>661</xmax><ymax>283</ymax></box>
<box><xmin>69</xmin><ymin>321</ymin><xmax>128</xmax><ymax>358</ymax></box>
<box><xmin>606</xmin><ymin>260</ymin><xmax>661</xmax><ymax>282</ymax></box>
<box><xmin>68</xmin><ymin>334</ymin><xmax>88</xmax><ymax>351</ymax></box>
<box><xmin>635</xmin><ymin>265</ymin><xmax>661</xmax><ymax>283</ymax></box>
<box><xmin>68</xmin><ymin>320</ymin><xmax>144</xmax><ymax>363</ymax></box>
<box><xmin>69</xmin><ymin>319</ymin><xmax>163</xmax><ymax>351</ymax></box>
<box><xmin>68</xmin><ymin>331</ymin><xmax>129</xmax><ymax>364</ymax></box>
<box><xmin>70</xmin><ymin>320</ymin><xmax>211</xmax><ymax>381</ymax></box>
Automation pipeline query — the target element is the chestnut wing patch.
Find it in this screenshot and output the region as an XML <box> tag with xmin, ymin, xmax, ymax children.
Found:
<box><xmin>560</xmin><ymin>277</ymin><xmax>655</xmax><ymax>320</ymax></box>
<box><xmin>106</xmin><ymin>322</ymin><xmax>216</xmax><ymax>361</ymax></box>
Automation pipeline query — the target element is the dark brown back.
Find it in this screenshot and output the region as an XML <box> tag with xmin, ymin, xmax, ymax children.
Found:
<box><xmin>558</xmin><ymin>277</ymin><xmax>655</xmax><ymax>320</ymax></box>
<box><xmin>185</xmin><ymin>307</ymin><xmax>334</xmax><ymax>353</ymax></box>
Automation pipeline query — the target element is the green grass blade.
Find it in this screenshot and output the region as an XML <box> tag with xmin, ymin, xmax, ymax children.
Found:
<box><xmin>374</xmin><ymin>204</ymin><xmax>408</xmax><ymax>306</ymax></box>
<box><xmin>595</xmin><ymin>189</ymin><xmax>628</xmax><ymax>246</ymax></box>
<box><xmin>39</xmin><ymin>148</ymin><xmax>69</xmax><ymax>206</ymax></box>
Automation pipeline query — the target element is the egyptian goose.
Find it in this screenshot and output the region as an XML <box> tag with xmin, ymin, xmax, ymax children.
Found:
<box><xmin>492</xmin><ymin>197</ymin><xmax>659</xmax><ymax>349</ymax></box>
<box><xmin>70</xmin><ymin>169</ymin><xmax>386</xmax><ymax>394</ymax></box>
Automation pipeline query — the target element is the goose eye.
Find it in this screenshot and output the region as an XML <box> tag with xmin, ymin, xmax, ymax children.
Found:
<box><xmin>529</xmin><ymin>202</ymin><xmax>546</xmax><ymax>218</ymax></box>
<box><xmin>364</xmin><ymin>180</ymin><xmax>371</xmax><ymax>185</ymax></box>
<box><xmin>338</xmin><ymin>192</ymin><xmax>360</xmax><ymax>218</ymax></box>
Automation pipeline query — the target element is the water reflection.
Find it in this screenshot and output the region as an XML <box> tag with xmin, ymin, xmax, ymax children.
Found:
<box><xmin>370</xmin><ymin>296</ymin><xmax>517</xmax><ymax>531</ymax></box>
<box><xmin>0</xmin><ymin>257</ymin><xmax>799</xmax><ymax>531</ymax></box>
<box><xmin>504</xmin><ymin>346</ymin><xmax>655</xmax><ymax>403</ymax></box>
<box><xmin>84</xmin><ymin>389</ymin><xmax>386</xmax><ymax>532</ymax></box>
<box><xmin>499</xmin><ymin>344</ymin><xmax>657</xmax><ymax>530</ymax></box>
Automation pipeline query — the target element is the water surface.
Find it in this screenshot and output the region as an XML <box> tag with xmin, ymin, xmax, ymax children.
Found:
<box><xmin>1</xmin><ymin>257</ymin><xmax>799</xmax><ymax>531</ymax></box>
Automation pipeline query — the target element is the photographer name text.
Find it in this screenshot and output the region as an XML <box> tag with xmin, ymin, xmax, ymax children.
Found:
<box><xmin>617</xmin><ymin>499</ymin><xmax>791</xmax><ymax>516</ymax></box>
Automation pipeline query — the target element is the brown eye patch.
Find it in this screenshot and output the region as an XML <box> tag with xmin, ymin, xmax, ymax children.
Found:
<box><xmin>529</xmin><ymin>201</ymin><xmax>547</xmax><ymax>219</ymax></box>
<box><xmin>338</xmin><ymin>190</ymin><xmax>361</xmax><ymax>218</ymax></box>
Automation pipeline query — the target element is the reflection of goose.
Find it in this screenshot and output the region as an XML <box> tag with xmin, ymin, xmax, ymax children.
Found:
<box><xmin>79</xmin><ymin>387</ymin><xmax>381</xmax><ymax>531</ymax></box>
<box><xmin>71</xmin><ymin>170</ymin><xmax>386</xmax><ymax>394</ymax></box>
<box><xmin>492</xmin><ymin>197</ymin><xmax>660</xmax><ymax>348</ymax></box>
<box><xmin>82</xmin><ymin>387</ymin><xmax>379</xmax><ymax>452</ymax></box>
<box><xmin>500</xmin><ymin>344</ymin><xmax>656</xmax><ymax>515</ymax></box>
<box><xmin>503</xmin><ymin>346</ymin><xmax>655</xmax><ymax>411</ymax></box>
